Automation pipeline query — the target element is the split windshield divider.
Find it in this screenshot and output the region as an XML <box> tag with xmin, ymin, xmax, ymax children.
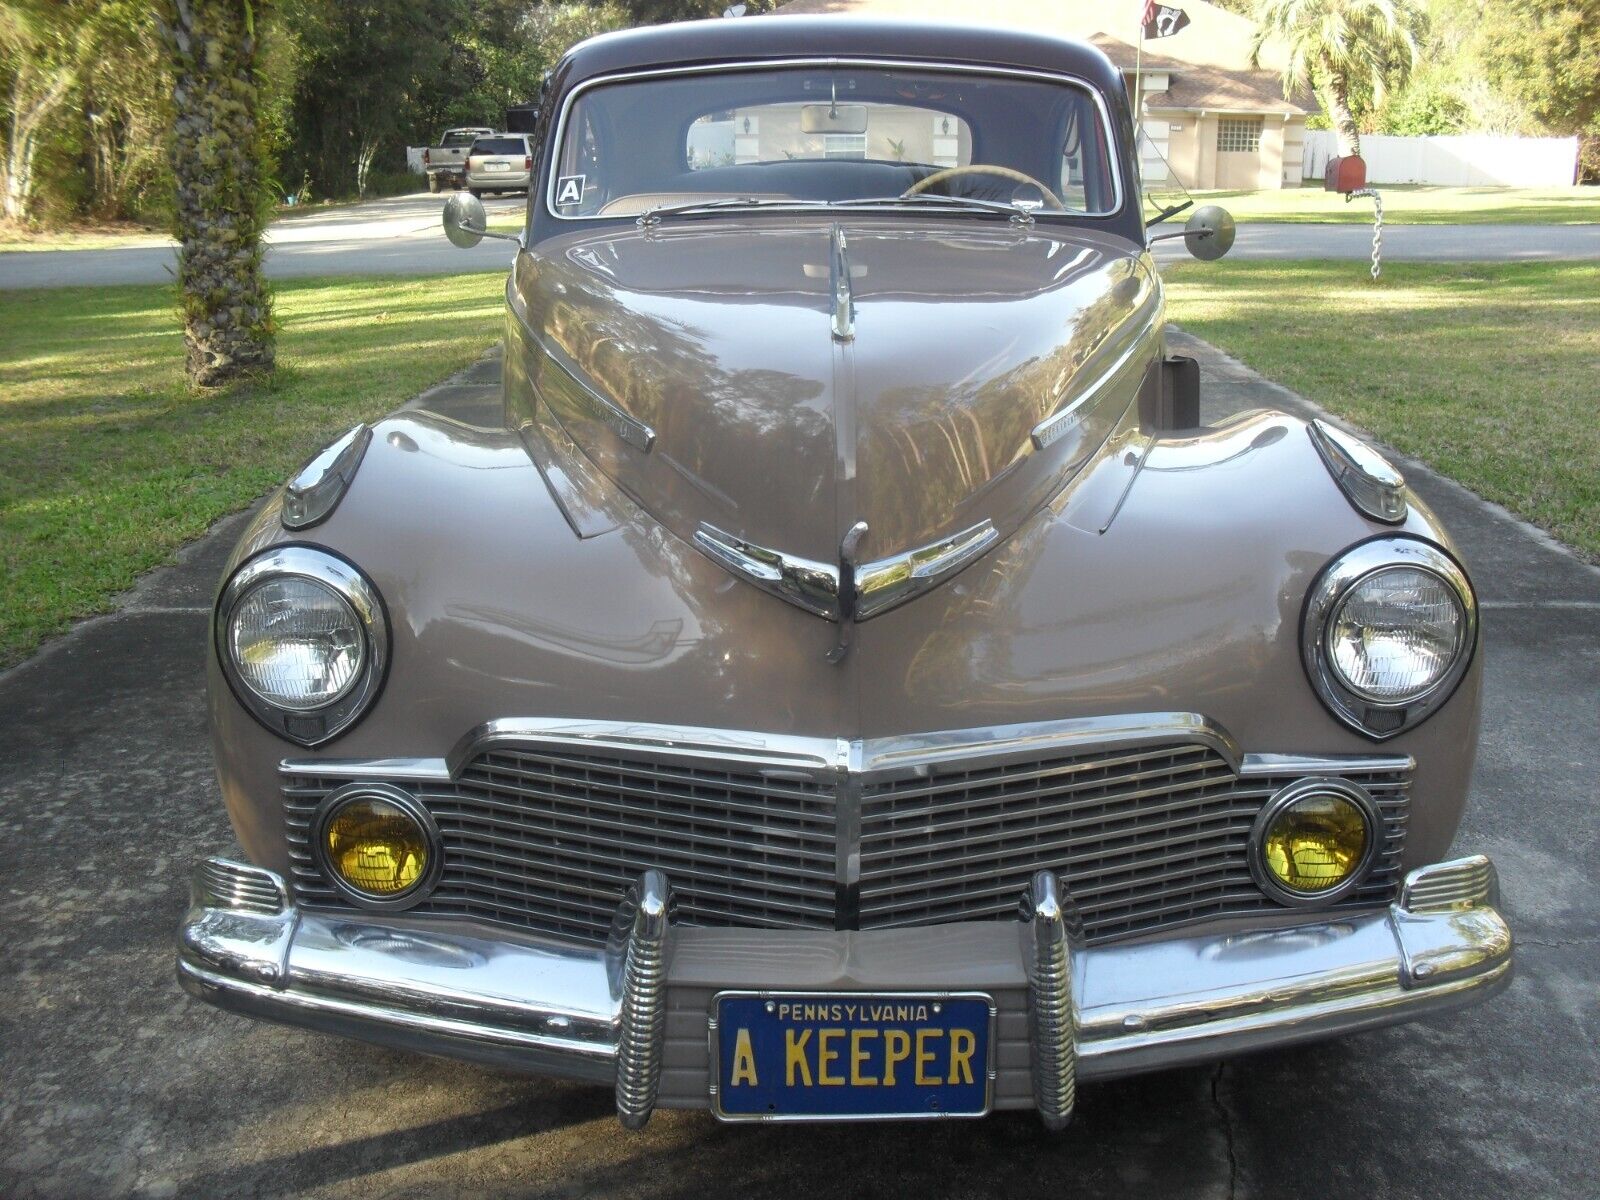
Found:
<box><xmin>634</xmin><ymin>193</ymin><xmax>1050</xmax><ymax>227</ymax></box>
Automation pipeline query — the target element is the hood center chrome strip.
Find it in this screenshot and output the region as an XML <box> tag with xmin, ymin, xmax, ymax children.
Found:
<box><xmin>830</xmin><ymin>224</ymin><xmax>855</xmax><ymax>342</ymax></box>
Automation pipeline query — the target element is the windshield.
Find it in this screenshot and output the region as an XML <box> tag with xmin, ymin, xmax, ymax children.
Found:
<box><xmin>548</xmin><ymin>64</ymin><xmax>1121</xmax><ymax>221</ymax></box>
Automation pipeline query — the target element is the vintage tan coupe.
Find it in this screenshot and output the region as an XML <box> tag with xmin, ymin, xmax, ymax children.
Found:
<box><xmin>179</xmin><ymin>16</ymin><xmax>1511</xmax><ymax>1127</ymax></box>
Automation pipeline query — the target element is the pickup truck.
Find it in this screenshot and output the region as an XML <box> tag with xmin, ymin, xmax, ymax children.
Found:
<box><xmin>421</xmin><ymin>126</ymin><xmax>493</xmax><ymax>193</ymax></box>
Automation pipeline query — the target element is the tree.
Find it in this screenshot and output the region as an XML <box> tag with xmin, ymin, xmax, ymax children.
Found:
<box><xmin>280</xmin><ymin>0</ymin><xmax>465</xmax><ymax>198</ymax></box>
<box><xmin>78</xmin><ymin>3</ymin><xmax>173</xmax><ymax>220</ymax></box>
<box><xmin>619</xmin><ymin>0</ymin><xmax>779</xmax><ymax>24</ymax></box>
<box><xmin>1250</xmin><ymin>0</ymin><xmax>1426</xmax><ymax>155</ymax></box>
<box><xmin>1479</xmin><ymin>0</ymin><xmax>1600</xmax><ymax>179</ymax></box>
<box><xmin>0</xmin><ymin>2</ymin><xmax>76</xmax><ymax>222</ymax></box>
<box><xmin>163</xmin><ymin>0</ymin><xmax>275</xmax><ymax>386</ymax></box>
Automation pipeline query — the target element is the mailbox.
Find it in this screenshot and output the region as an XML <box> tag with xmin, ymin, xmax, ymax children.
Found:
<box><xmin>1323</xmin><ymin>155</ymin><xmax>1367</xmax><ymax>194</ymax></box>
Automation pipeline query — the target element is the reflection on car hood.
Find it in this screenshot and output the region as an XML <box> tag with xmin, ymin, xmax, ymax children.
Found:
<box><xmin>515</xmin><ymin>216</ymin><xmax>1159</xmax><ymax>612</ymax></box>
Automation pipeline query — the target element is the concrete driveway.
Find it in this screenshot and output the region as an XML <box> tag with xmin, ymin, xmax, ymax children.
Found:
<box><xmin>1</xmin><ymin>191</ymin><xmax>1597</xmax><ymax>288</ymax></box>
<box><xmin>1</xmin><ymin>345</ymin><xmax>1597</xmax><ymax>1198</ymax></box>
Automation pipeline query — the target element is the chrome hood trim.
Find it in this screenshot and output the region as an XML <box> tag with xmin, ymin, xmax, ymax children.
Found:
<box><xmin>855</xmin><ymin>519</ymin><xmax>999</xmax><ymax>620</ymax></box>
<box><xmin>694</xmin><ymin>522</ymin><xmax>840</xmax><ymax>619</ymax></box>
<box><xmin>696</xmin><ymin>518</ymin><xmax>1000</xmax><ymax>623</ymax></box>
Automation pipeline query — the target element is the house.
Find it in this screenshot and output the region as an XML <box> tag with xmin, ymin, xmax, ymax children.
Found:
<box><xmin>773</xmin><ymin>0</ymin><xmax>1311</xmax><ymax>191</ymax></box>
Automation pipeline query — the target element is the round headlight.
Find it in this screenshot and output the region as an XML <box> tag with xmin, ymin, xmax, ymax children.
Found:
<box><xmin>229</xmin><ymin>576</ymin><xmax>365</xmax><ymax>710</ymax></box>
<box><xmin>1251</xmin><ymin>779</ymin><xmax>1378</xmax><ymax>905</ymax></box>
<box><xmin>216</xmin><ymin>546</ymin><xmax>389</xmax><ymax>746</ymax></box>
<box><xmin>315</xmin><ymin>785</ymin><xmax>439</xmax><ymax>907</ymax></box>
<box><xmin>1326</xmin><ymin>565</ymin><xmax>1466</xmax><ymax>703</ymax></box>
<box><xmin>1302</xmin><ymin>539</ymin><xmax>1476</xmax><ymax>739</ymax></box>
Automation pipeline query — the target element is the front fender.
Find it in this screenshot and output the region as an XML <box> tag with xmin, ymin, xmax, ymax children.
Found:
<box><xmin>208</xmin><ymin>397</ymin><xmax>1480</xmax><ymax>878</ymax></box>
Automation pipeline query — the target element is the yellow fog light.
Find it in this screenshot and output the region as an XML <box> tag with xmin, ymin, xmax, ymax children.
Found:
<box><xmin>1251</xmin><ymin>780</ymin><xmax>1378</xmax><ymax>905</ymax></box>
<box><xmin>315</xmin><ymin>785</ymin><xmax>438</xmax><ymax>907</ymax></box>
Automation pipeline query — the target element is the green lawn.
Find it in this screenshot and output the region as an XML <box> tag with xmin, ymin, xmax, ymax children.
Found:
<box><xmin>1164</xmin><ymin>260</ymin><xmax>1600</xmax><ymax>561</ymax></box>
<box><xmin>1185</xmin><ymin>185</ymin><xmax>1600</xmax><ymax>225</ymax></box>
<box><xmin>0</xmin><ymin>273</ymin><xmax>506</xmax><ymax>668</ymax></box>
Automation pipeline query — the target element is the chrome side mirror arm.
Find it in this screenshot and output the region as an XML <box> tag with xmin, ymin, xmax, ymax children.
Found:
<box><xmin>1147</xmin><ymin>204</ymin><xmax>1236</xmax><ymax>261</ymax></box>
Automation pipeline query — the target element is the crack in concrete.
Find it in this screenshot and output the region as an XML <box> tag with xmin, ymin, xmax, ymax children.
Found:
<box><xmin>1211</xmin><ymin>1062</ymin><xmax>1238</xmax><ymax>1200</ymax></box>
<box><xmin>1517</xmin><ymin>936</ymin><xmax>1600</xmax><ymax>950</ymax></box>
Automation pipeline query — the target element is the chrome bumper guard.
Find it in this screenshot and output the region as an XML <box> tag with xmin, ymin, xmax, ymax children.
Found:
<box><xmin>178</xmin><ymin>855</ymin><xmax>1511</xmax><ymax>1129</ymax></box>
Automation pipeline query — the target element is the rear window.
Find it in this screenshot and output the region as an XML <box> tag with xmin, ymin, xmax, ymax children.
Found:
<box><xmin>442</xmin><ymin>130</ymin><xmax>484</xmax><ymax>149</ymax></box>
<box><xmin>472</xmin><ymin>137</ymin><xmax>527</xmax><ymax>156</ymax></box>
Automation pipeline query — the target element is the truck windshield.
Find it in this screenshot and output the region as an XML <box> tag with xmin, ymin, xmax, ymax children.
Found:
<box><xmin>548</xmin><ymin>64</ymin><xmax>1120</xmax><ymax>221</ymax></box>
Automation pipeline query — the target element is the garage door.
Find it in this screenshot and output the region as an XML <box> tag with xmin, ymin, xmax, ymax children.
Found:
<box><xmin>1215</xmin><ymin>117</ymin><xmax>1263</xmax><ymax>190</ymax></box>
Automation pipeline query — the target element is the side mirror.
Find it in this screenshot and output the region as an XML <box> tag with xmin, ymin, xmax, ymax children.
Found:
<box><xmin>443</xmin><ymin>191</ymin><xmax>488</xmax><ymax>248</ymax></box>
<box><xmin>1184</xmin><ymin>205</ymin><xmax>1235</xmax><ymax>261</ymax></box>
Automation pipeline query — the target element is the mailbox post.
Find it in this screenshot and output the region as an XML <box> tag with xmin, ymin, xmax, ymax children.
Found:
<box><xmin>1324</xmin><ymin>153</ymin><xmax>1382</xmax><ymax>280</ymax></box>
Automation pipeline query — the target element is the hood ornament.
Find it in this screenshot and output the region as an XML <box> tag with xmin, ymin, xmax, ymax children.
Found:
<box><xmin>830</xmin><ymin>225</ymin><xmax>855</xmax><ymax>342</ymax></box>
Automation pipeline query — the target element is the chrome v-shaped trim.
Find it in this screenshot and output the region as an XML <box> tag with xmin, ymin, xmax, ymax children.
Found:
<box><xmin>693</xmin><ymin>523</ymin><xmax>841</xmax><ymax>619</ymax></box>
<box><xmin>693</xmin><ymin>519</ymin><xmax>999</xmax><ymax>624</ymax></box>
<box><xmin>855</xmin><ymin>519</ymin><xmax>998</xmax><ymax>619</ymax></box>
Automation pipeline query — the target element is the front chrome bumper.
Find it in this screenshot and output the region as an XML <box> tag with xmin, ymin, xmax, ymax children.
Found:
<box><xmin>177</xmin><ymin>855</ymin><xmax>1511</xmax><ymax>1128</ymax></box>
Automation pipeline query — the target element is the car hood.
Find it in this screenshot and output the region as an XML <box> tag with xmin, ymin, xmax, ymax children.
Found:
<box><xmin>513</xmin><ymin>216</ymin><xmax>1159</xmax><ymax>616</ymax></box>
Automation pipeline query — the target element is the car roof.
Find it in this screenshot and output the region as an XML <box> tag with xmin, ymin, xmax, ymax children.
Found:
<box><xmin>557</xmin><ymin>14</ymin><xmax>1125</xmax><ymax>97</ymax></box>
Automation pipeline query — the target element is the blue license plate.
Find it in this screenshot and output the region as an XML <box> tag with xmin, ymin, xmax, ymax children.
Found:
<box><xmin>712</xmin><ymin>992</ymin><xmax>994</xmax><ymax>1120</ymax></box>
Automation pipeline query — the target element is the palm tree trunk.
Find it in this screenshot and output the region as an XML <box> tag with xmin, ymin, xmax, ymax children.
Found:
<box><xmin>1323</xmin><ymin>70</ymin><xmax>1362</xmax><ymax>158</ymax></box>
<box><xmin>164</xmin><ymin>0</ymin><xmax>273</xmax><ymax>387</ymax></box>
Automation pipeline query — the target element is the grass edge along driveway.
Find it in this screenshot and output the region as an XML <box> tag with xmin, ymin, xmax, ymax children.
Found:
<box><xmin>1183</xmin><ymin>184</ymin><xmax>1600</xmax><ymax>225</ymax></box>
<box><xmin>1164</xmin><ymin>259</ymin><xmax>1599</xmax><ymax>563</ymax></box>
<box><xmin>0</xmin><ymin>272</ymin><xmax>506</xmax><ymax>669</ymax></box>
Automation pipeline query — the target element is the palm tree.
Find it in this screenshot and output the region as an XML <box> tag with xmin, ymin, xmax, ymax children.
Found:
<box><xmin>1250</xmin><ymin>0</ymin><xmax>1425</xmax><ymax>156</ymax></box>
<box><xmin>163</xmin><ymin>0</ymin><xmax>274</xmax><ymax>386</ymax></box>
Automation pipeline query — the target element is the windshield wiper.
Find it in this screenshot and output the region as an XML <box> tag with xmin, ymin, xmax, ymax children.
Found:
<box><xmin>1145</xmin><ymin>198</ymin><xmax>1194</xmax><ymax>228</ymax></box>
<box><xmin>635</xmin><ymin>197</ymin><xmax>829</xmax><ymax>226</ymax></box>
<box><xmin>833</xmin><ymin>194</ymin><xmax>1037</xmax><ymax>221</ymax></box>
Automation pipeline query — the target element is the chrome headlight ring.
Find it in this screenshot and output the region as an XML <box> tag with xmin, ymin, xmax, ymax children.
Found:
<box><xmin>1302</xmin><ymin>537</ymin><xmax>1477</xmax><ymax>740</ymax></box>
<box><xmin>215</xmin><ymin>545</ymin><xmax>390</xmax><ymax>747</ymax></box>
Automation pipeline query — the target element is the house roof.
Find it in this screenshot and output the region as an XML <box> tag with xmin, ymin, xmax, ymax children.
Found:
<box><xmin>773</xmin><ymin>0</ymin><xmax>1309</xmax><ymax>116</ymax></box>
<box><xmin>1088</xmin><ymin>36</ymin><xmax>1306</xmax><ymax>115</ymax></box>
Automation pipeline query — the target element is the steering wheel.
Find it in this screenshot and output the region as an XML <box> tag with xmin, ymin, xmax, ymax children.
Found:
<box><xmin>901</xmin><ymin>165</ymin><xmax>1065</xmax><ymax>211</ymax></box>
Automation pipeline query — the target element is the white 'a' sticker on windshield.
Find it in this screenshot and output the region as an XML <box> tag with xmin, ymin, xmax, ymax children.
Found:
<box><xmin>555</xmin><ymin>175</ymin><xmax>586</xmax><ymax>206</ymax></box>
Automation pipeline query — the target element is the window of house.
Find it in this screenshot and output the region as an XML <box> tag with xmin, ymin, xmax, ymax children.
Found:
<box><xmin>823</xmin><ymin>133</ymin><xmax>868</xmax><ymax>160</ymax></box>
<box><xmin>1217</xmin><ymin>117</ymin><xmax>1263</xmax><ymax>153</ymax></box>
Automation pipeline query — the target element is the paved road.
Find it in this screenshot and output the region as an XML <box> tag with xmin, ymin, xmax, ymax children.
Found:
<box><xmin>1</xmin><ymin>192</ymin><xmax>1597</xmax><ymax>288</ymax></box>
<box><xmin>2</xmin><ymin>343</ymin><xmax>1596</xmax><ymax>1198</ymax></box>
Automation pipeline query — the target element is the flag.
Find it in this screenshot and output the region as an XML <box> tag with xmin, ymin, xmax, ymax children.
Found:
<box><xmin>1142</xmin><ymin>3</ymin><xmax>1191</xmax><ymax>38</ymax></box>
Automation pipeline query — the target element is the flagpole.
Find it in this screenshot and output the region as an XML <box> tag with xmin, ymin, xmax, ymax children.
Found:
<box><xmin>1133</xmin><ymin>2</ymin><xmax>1146</xmax><ymax>175</ymax></box>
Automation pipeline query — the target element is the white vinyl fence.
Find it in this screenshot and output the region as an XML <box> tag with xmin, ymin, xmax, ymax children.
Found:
<box><xmin>1302</xmin><ymin>131</ymin><xmax>1579</xmax><ymax>186</ymax></box>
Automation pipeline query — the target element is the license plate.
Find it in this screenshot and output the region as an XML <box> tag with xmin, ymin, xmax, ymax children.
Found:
<box><xmin>486</xmin><ymin>161</ymin><xmax>510</xmax><ymax>172</ymax></box>
<box><xmin>711</xmin><ymin>992</ymin><xmax>994</xmax><ymax>1121</ymax></box>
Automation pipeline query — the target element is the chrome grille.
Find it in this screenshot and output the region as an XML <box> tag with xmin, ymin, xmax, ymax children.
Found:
<box><xmin>284</xmin><ymin>745</ymin><xmax>837</xmax><ymax>943</ymax></box>
<box><xmin>856</xmin><ymin>746</ymin><xmax>1407</xmax><ymax>940</ymax></box>
<box><xmin>282</xmin><ymin>725</ymin><xmax>1409</xmax><ymax>948</ymax></box>
<box><xmin>197</xmin><ymin>857</ymin><xmax>286</xmax><ymax>915</ymax></box>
